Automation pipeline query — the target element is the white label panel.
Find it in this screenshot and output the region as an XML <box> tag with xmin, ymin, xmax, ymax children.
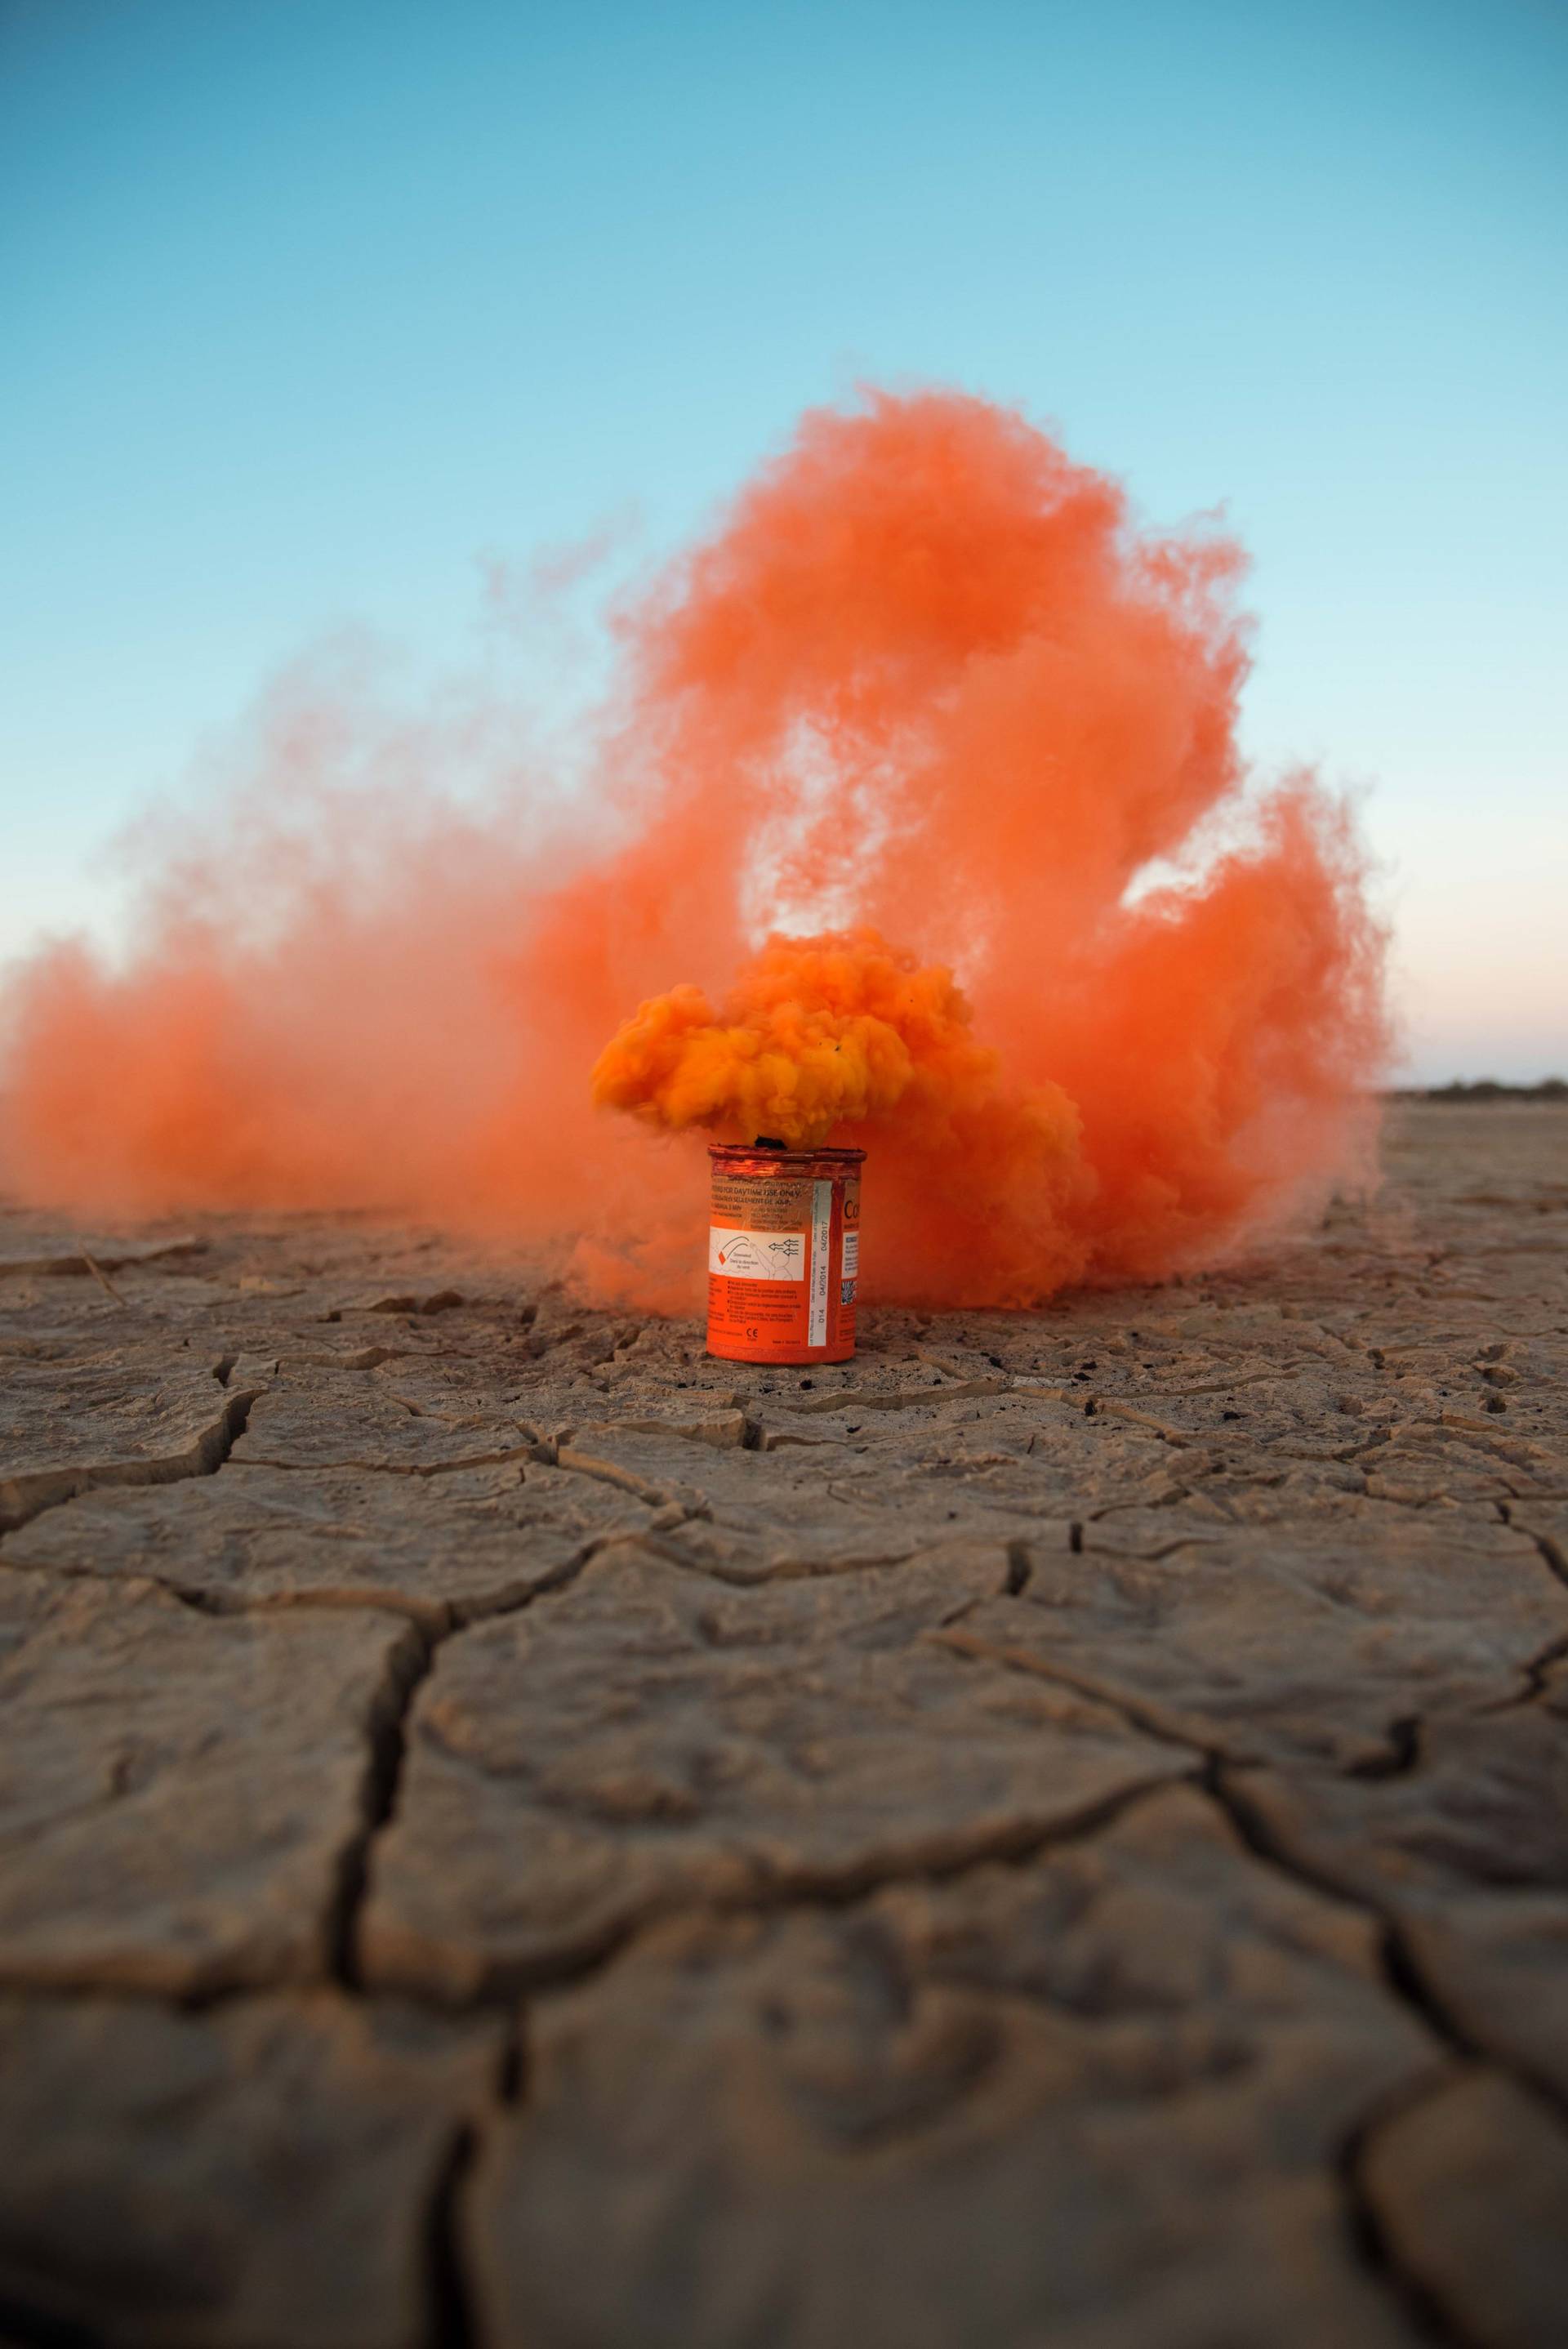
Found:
<box><xmin>841</xmin><ymin>1228</ymin><xmax>859</xmax><ymax>1278</ymax></box>
<box><xmin>808</xmin><ymin>1180</ymin><xmax>831</xmax><ymax>1346</ymax></box>
<box><xmin>708</xmin><ymin>1228</ymin><xmax>805</xmax><ymax>1281</ymax></box>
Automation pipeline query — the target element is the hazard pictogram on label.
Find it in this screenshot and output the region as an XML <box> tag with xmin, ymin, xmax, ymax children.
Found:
<box><xmin>708</xmin><ymin>1228</ymin><xmax>805</xmax><ymax>1281</ymax></box>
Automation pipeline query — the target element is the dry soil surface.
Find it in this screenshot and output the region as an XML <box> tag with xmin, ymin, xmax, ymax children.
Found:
<box><xmin>1</xmin><ymin>1102</ymin><xmax>1565</xmax><ymax>2349</ymax></box>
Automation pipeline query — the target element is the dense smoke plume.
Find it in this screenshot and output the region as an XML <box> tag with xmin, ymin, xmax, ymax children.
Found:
<box><xmin>0</xmin><ymin>391</ymin><xmax>1387</xmax><ymax>1308</ymax></box>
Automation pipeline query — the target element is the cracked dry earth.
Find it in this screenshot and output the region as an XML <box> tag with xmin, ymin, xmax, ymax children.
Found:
<box><xmin>1</xmin><ymin>1103</ymin><xmax>1565</xmax><ymax>2349</ymax></box>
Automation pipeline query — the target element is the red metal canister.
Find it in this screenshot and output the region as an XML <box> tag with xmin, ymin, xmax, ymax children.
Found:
<box><xmin>706</xmin><ymin>1143</ymin><xmax>864</xmax><ymax>1365</ymax></box>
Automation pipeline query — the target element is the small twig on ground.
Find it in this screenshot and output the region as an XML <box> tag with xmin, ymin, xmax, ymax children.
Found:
<box><xmin>78</xmin><ymin>1248</ymin><xmax>130</xmax><ymax>1308</ymax></box>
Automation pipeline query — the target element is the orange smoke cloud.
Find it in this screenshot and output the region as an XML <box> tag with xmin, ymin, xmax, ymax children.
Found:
<box><xmin>0</xmin><ymin>390</ymin><xmax>1388</xmax><ymax>1308</ymax></box>
<box><xmin>591</xmin><ymin>929</ymin><xmax>1071</xmax><ymax>1150</ymax></box>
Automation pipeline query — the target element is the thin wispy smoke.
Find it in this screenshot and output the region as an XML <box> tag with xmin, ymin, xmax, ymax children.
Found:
<box><xmin>0</xmin><ymin>390</ymin><xmax>1387</xmax><ymax>1307</ymax></box>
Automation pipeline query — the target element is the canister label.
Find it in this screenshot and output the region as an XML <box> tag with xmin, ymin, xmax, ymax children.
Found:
<box><xmin>808</xmin><ymin>1181</ymin><xmax>831</xmax><ymax>1345</ymax></box>
<box><xmin>707</xmin><ymin>1228</ymin><xmax>804</xmax><ymax>1279</ymax></box>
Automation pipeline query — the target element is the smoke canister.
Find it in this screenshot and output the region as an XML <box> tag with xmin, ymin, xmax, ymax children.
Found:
<box><xmin>707</xmin><ymin>1143</ymin><xmax>864</xmax><ymax>1365</ymax></box>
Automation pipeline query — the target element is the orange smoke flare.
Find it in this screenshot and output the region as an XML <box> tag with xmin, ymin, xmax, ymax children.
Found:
<box><xmin>591</xmin><ymin>928</ymin><xmax>1067</xmax><ymax>1152</ymax></box>
<box><xmin>0</xmin><ymin>389</ymin><xmax>1388</xmax><ymax>1308</ymax></box>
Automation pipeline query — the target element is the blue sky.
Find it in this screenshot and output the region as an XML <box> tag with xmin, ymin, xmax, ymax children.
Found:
<box><xmin>3</xmin><ymin>0</ymin><xmax>1565</xmax><ymax>1079</ymax></box>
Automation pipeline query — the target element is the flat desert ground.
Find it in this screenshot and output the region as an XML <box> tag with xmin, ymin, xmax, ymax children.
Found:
<box><xmin>1</xmin><ymin>1099</ymin><xmax>1565</xmax><ymax>2349</ymax></box>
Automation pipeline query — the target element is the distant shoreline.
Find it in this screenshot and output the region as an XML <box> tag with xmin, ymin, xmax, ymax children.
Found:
<box><xmin>1387</xmin><ymin>1079</ymin><xmax>1566</xmax><ymax>1102</ymax></box>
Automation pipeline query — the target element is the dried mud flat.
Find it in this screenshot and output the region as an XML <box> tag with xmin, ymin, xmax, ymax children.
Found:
<box><xmin>1</xmin><ymin>1099</ymin><xmax>1565</xmax><ymax>2349</ymax></box>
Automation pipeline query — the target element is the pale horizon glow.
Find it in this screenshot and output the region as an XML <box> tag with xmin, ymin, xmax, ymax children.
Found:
<box><xmin>2</xmin><ymin>0</ymin><xmax>1565</xmax><ymax>1085</ymax></box>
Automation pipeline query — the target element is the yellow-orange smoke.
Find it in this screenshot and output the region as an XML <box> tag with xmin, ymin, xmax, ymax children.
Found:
<box><xmin>592</xmin><ymin>929</ymin><xmax>1052</xmax><ymax>1150</ymax></box>
<box><xmin>0</xmin><ymin>389</ymin><xmax>1388</xmax><ymax>1308</ymax></box>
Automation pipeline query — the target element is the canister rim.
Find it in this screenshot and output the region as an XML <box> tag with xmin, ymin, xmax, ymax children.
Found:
<box><xmin>708</xmin><ymin>1142</ymin><xmax>866</xmax><ymax>1167</ymax></box>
